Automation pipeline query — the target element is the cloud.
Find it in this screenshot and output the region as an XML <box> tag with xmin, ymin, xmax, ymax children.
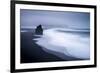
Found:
<box><xmin>20</xmin><ymin>9</ymin><xmax>90</xmax><ymax>29</ymax></box>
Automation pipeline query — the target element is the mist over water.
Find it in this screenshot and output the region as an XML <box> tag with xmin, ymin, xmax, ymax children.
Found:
<box><xmin>33</xmin><ymin>28</ymin><xmax>90</xmax><ymax>60</ymax></box>
<box><xmin>20</xmin><ymin>9</ymin><xmax>90</xmax><ymax>62</ymax></box>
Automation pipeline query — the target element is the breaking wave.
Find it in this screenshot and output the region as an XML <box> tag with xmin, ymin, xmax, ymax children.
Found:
<box><xmin>33</xmin><ymin>28</ymin><xmax>90</xmax><ymax>60</ymax></box>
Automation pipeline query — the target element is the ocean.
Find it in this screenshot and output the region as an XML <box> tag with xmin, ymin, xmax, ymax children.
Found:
<box><xmin>21</xmin><ymin>28</ymin><xmax>90</xmax><ymax>63</ymax></box>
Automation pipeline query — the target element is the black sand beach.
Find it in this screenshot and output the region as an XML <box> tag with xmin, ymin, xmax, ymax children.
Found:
<box><xmin>21</xmin><ymin>30</ymin><xmax>83</xmax><ymax>63</ymax></box>
<box><xmin>21</xmin><ymin>30</ymin><xmax>65</xmax><ymax>63</ymax></box>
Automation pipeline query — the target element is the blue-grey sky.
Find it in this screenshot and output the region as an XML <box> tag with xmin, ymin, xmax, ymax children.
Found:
<box><xmin>20</xmin><ymin>9</ymin><xmax>90</xmax><ymax>29</ymax></box>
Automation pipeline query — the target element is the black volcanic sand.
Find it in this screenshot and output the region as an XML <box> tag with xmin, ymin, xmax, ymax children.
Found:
<box><xmin>21</xmin><ymin>31</ymin><xmax>84</xmax><ymax>63</ymax></box>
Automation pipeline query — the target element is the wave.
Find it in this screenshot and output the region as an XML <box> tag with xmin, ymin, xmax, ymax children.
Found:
<box><xmin>33</xmin><ymin>28</ymin><xmax>90</xmax><ymax>60</ymax></box>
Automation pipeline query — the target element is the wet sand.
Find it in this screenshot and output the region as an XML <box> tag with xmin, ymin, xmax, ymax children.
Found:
<box><xmin>21</xmin><ymin>30</ymin><xmax>83</xmax><ymax>63</ymax></box>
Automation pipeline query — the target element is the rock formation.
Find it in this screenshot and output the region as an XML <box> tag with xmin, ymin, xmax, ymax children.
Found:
<box><xmin>35</xmin><ymin>25</ymin><xmax>43</xmax><ymax>35</ymax></box>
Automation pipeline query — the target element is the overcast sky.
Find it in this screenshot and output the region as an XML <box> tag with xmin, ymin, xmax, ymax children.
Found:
<box><xmin>20</xmin><ymin>9</ymin><xmax>90</xmax><ymax>29</ymax></box>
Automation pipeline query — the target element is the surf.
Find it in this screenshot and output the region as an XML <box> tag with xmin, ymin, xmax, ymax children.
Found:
<box><xmin>33</xmin><ymin>28</ymin><xmax>90</xmax><ymax>60</ymax></box>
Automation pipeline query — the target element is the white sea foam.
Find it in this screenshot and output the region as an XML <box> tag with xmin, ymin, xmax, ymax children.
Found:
<box><xmin>33</xmin><ymin>28</ymin><xmax>90</xmax><ymax>60</ymax></box>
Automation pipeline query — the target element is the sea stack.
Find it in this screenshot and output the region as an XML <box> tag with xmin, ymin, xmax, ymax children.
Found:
<box><xmin>35</xmin><ymin>24</ymin><xmax>43</xmax><ymax>35</ymax></box>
